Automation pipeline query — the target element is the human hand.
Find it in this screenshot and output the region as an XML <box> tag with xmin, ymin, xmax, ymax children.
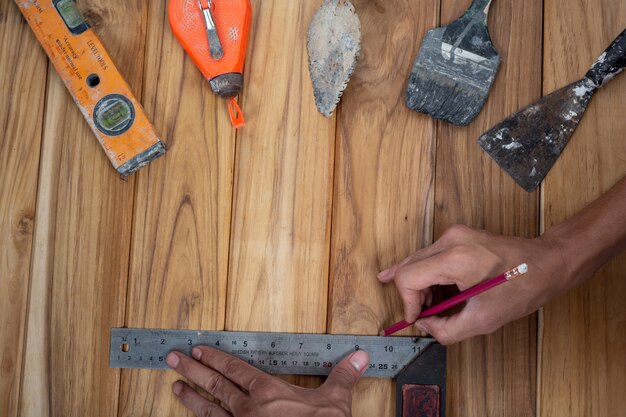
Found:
<box><xmin>166</xmin><ymin>346</ymin><xmax>369</xmax><ymax>417</ymax></box>
<box><xmin>377</xmin><ymin>225</ymin><xmax>579</xmax><ymax>344</ymax></box>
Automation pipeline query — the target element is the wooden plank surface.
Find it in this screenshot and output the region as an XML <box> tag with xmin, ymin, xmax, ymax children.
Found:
<box><xmin>0</xmin><ymin>3</ymin><xmax>48</xmax><ymax>416</ymax></box>
<box><xmin>540</xmin><ymin>1</ymin><xmax>626</xmax><ymax>416</ymax></box>
<box><xmin>434</xmin><ymin>0</ymin><xmax>542</xmax><ymax>416</ymax></box>
<box><xmin>226</xmin><ymin>0</ymin><xmax>334</xmax><ymax>336</ymax></box>
<box><xmin>117</xmin><ymin>0</ymin><xmax>236</xmax><ymax>414</ymax></box>
<box><xmin>17</xmin><ymin>1</ymin><xmax>147</xmax><ymax>416</ymax></box>
<box><xmin>1</xmin><ymin>0</ymin><xmax>624</xmax><ymax>416</ymax></box>
<box><xmin>327</xmin><ymin>0</ymin><xmax>438</xmax><ymax>415</ymax></box>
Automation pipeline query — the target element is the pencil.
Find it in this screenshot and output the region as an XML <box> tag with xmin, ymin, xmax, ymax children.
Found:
<box><xmin>380</xmin><ymin>263</ymin><xmax>529</xmax><ymax>336</ymax></box>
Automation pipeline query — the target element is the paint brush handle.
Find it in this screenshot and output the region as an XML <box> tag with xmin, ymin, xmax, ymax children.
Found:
<box><xmin>585</xmin><ymin>28</ymin><xmax>626</xmax><ymax>87</ymax></box>
<box><xmin>381</xmin><ymin>263</ymin><xmax>528</xmax><ymax>337</ymax></box>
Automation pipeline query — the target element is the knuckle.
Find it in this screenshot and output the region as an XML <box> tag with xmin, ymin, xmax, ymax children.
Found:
<box><xmin>440</xmin><ymin>225</ymin><xmax>472</xmax><ymax>243</ymax></box>
<box><xmin>222</xmin><ymin>357</ymin><xmax>241</xmax><ymax>377</ymax></box>
<box><xmin>394</xmin><ymin>266</ymin><xmax>415</xmax><ymax>288</ymax></box>
<box><xmin>445</xmin><ymin>244</ymin><xmax>475</xmax><ymax>265</ymax></box>
<box><xmin>248</xmin><ymin>375</ymin><xmax>270</xmax><ymax>395</ymax></box>
<box><xmin>432</xmin><ymin>328</ymin><xmax>455</xmax><ymax>345</ymax></box>
<box><xmin>201</xmin><ymin>406</ymin><xmax>218</xmax><ymax>417</ymax></box>
<box><xmin>332</xmin><ymin>366</ymin><xmax>356</xmax><ymax>387</ymax></box>
<box><xmin>203</xmin><ymin>373</ymin><xmax>224</xmax><ymax>395</ymax></box>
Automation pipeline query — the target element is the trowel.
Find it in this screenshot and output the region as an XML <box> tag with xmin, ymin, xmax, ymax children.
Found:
<box><xmin>307</xmin><ymin>0</ymin><xmax>361</xmax><ymax>117</ymax></box>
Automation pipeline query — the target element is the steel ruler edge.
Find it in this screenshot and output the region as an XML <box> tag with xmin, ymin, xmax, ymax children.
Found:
<box><xmin>110</xmin><ymin>328</ymin><xmax>436</xmax><ymax>379</ymax></box>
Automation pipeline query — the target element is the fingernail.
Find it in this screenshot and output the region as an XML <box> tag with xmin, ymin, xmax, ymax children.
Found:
<box><xmin>349</xmin><ymin>350</ymin><xmax>369</xmax><ymax>372</ymax></box>
<box><xmin>166</xmin><ymin>352</ymin><xmax>180</xmax><ymax>368</ymax></box>
<box><xmin>192</xmin><ymin>347</ymin><xmax>202</xmax><ymax>360</ymax></box>
<box><xmin>377</xmin><ymin>269</ymin><xmax>391</xmax><ymax>280</ymax></box>
<box><xmin>172</xmin><ymin>381</ymin><xmax>183</xmax><ymax>395</ymax></box>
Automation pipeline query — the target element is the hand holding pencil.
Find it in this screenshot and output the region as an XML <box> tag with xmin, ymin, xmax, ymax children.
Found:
<box><xmin>376</xmin><ymin>225</ymin><xmax>584</xmax><ymax>344</ymax></box>
<box><xmin>381</xmin><ymin>263</ymin><xmax>528</xmax><ymax>336</ymax></box>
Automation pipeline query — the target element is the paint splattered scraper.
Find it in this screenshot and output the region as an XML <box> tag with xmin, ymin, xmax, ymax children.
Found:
<box><xmin>478</xmin><ymin>28</ymin><xmax>626</xmax><ymax>192</ymax></box>
<box><xmin>406</xmin><ymin>0</ymin><xmax>499</xmax><ymax>125</ymax></box>
<box><xmin>307</xmin><ymin>0</ymin><xmax>361</xmax><ymax>117</ymax></box>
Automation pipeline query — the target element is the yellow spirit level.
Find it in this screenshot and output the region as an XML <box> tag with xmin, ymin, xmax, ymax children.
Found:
<box><xmin>16</xmin><ymin>0</ymin><xmax>166</xmax><ymax>176</ymax></box>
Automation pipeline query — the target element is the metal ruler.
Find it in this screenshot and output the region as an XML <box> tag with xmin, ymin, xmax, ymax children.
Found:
<box><xmin>110</xmin><ymin>328</ymin><xmax>434</xmax><ymax>378</ymax></box>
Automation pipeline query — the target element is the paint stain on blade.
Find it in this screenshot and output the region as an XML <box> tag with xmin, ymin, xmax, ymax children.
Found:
<box><xmin>573</xmin><ymin>79</ymin><xmax>596</xmax><ymax>97</ymax></box>
<box><xmin>502</xmin><ymin>141</ymin><xmax>521</xmax><ymax>150</ymax></box>
<box><xmin>563</xmin><ymin>110</ymin><xmax>577</xmax><ymax>121</ymax></box>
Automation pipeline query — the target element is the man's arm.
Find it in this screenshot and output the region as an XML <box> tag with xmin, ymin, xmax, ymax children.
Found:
<box><xmin>378</xmin><ymin>175</ymin><xmax>626</xmax><ymax>344</ymax></box>
<box><xmin>548</xmin><ymin>175</ymin><xmax>626</xmax><ymax>285</ymax></box>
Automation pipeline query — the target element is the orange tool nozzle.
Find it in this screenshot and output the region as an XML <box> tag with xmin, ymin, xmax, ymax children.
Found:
<box><xmin>169</xmin><ymin>0</ymin><xmax>252</xmax><ymax>128</ymax></box>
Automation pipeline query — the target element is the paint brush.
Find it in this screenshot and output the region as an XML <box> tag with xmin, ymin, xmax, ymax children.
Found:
<box><xmin>405</xmin><ymin>0</ymin><xmax>500</xmax><ymax>125</ymax></box>
<box><xmin>380</xmin><ymin>263</ymin><xmax>528</xmax><ymax>337</ymax></box>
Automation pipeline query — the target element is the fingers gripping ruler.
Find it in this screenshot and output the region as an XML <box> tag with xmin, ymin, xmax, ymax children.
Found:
<box><xmin>110</xmin><ymin>328</ymin><xmax>447</xmax><ymax>417</ymax></box>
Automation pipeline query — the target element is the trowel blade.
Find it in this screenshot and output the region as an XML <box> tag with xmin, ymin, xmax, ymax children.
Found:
<box><xmin>307</xmin><ymin>0</ymin><xmax>361</xmax><ymax>117</ymax></box>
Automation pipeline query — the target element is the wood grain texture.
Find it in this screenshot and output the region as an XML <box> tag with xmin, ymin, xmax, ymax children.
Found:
<box><xmin>434</xmin><ymin>0</ymin><xmax>542</xmax><ymax>416</ymax></box>
<box><xmin>2</xmin><ymin>0</ymin><xmax>624</xmax><ymax>416</ymax></box>
<box><xmin>0</xmin><ymin>4</ymin><xmax>47</xmax><ymax>416</ymax></box>
<box><xmin>225</xmin><ymin>0</ymin><xmax>335</xmax><ymax>335</ymax></box>
<box><xmin>17</xmin><ymin>2</ymin><xmax>147</xmax><ymax>416</ymax></box>
<box><xmin>117</xmin><ymin>0</ymin><xmax>236</xmax><ymax>415</ymax></box>
<box><xmin>539</xmin><ymin>1</ymin><xmax>626</xmax><ymax>416</ymax></box>
<box><xmin>327</xmin><ymin>0</ymin><xmax>438</xmax><ymax>415</ymax></box>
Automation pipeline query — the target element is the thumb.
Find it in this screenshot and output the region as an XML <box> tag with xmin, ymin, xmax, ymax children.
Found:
<box><xmin>323</xmin><ymin>350</ymin><xmax>369</xmax><ymax>392</ymax></box>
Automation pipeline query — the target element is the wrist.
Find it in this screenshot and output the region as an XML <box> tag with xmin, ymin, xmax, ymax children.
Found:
<box><xmin>541</xmin><ymin>221</ymin><xmax>603</xmax><ymax>289</ymax></box>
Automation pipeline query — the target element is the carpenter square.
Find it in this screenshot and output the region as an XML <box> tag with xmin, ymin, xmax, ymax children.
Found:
<box><xmin>110</xmin><ymin>328</ymin><xmax>446</xmax><ymax>417</ymax></box>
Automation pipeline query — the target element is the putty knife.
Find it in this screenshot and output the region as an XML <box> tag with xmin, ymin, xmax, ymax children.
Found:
<box><xmin>405</xmin><ymin>0</ymin><xmax>499</xmax><ymax>125</ymax></box>
<box><xmin>478</xmin><ymin>28</ymin><xmax>626</xmax><ymax>192</ymax></box>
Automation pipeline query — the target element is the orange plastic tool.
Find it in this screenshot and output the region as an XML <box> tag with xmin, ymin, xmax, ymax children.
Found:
<box><xmin>16</xmin><ymin>0</ymin><xmax>166</xmax><ymax>176</ymax></box>
<box><xmin>169</xmin><ymin>0</ymin><xmax>252</xmax><ymax>128</ymax></box>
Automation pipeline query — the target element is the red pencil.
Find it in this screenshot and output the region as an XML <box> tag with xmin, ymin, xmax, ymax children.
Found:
<box><xmin>380</xmin><ymin>263</ymin><xmax>529</xmax><ymax>336</ymax></box>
